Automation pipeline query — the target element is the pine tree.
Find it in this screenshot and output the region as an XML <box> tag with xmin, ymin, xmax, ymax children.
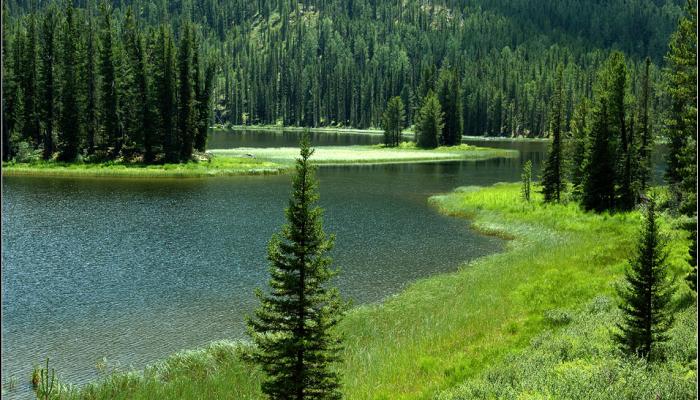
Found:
<box><xmin>38</xmin><ymin>8</ymin><xmax>56</xmax><ymax>159</ymax></box>
<box><xmin>247</xmin><ymin>134</ymin><xmax>344</xmax><ymax>400</ymax></box>
<box><xmin>83</xmin><ymin>16</ymin><xmax>98</xmax><ymax>155</ymax></box>
<box><xmin>521</xmin><ymin>160</ymin><xmax>532</xmax><ymax>202</ymax></box>
<box><xmin>664</xmin><ymin>0</ymin><xmax>697</xmax><ymax>214</ymax></box>
<box><xmin>58</xmin><ymin>2</ymin><xmax>80</xmax><ymax>162</ymax></box>
<box><xmin>614</xmin><ymin>197</ymin><xmax>675</xmax><ymax>361</ymax></box>
<box><xmin>568</xmin><ymin>98</ymin><xmax>589</xmax><ymax>195</ymax></box>
<box><xmin>415</xmin><ymin>92</ymin><xmax>443</xmax><ymax>149</ymax></box>
<box><xmin>193</xmin><ymin>40</ymin><xmax>215</xmax><ymax>152</ymax></box>
<box><xmin>21</xmin><ymin>12</ymin><xmax>40</xmax><ymax>146</ymax></box>
<box><xmin>608</xmin><ymin>52</ymin><xmax>636</xmax><ymax>211</ymax></box>
<box><xmin>99</xmin><ymin>3</ymin><xmax>119</xmax><ymax>155</ymax></box>
<box><xmin>542</xmin><ymin>64</ymin><xmax>564</xmax><ymax>203</ymax></box>
<box><xmin>156</xmin><ymin>25</ymin><xmax>177</xmax><ymax>162</ymax></box>
<box><xmin>437</xmin><ymin>67</ymin><xmax>462</xmax><ymax>146</ymax></box>
<box><xmin>582</xmin><ymin>101</ymin><xmax>616</xmax><ymax>212</ymax></box>
<box><xmin>177</xmin><ymin>23</ymin><xmax>195</xmax><ymax>161</ymax></box>
<box><xmin>686</xmin><ymin>223</ymin><xmax>697</xmax><ymax>292</ymax></box>
<box><xmin>381</xmin><ymin>96</ymin><xmax>405</xmax><ymax>147</ymax></box>
<box><xmin>637</xmin><ymin>58</ymin><xmax>653</xmax><ymax>192</ymax></box>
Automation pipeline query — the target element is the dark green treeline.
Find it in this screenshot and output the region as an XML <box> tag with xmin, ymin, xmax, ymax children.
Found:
<box><xmin>3</xmin><ymin>0</ymin><xmax>684</xmax><ymax>140</ymax></box>
<box><xmin>2</xmin><ymin>2</ymin><xmax>216</xmax><ymax>163</ymax></box>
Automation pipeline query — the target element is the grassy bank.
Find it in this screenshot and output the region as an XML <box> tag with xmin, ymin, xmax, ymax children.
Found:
<box><xmin>27</xmin><ymin>183</ymin><xmax>695</xmax><ymax>399</ymax></box>
<box><xmin>1</xmin><ymin>156</ymin><xmax>290</xmax><ymax>178</ymax></box>
<box><xmin>2</xmin><ymin>144</ymin><xmax>514</xmax><ymax>178</ymax></box>
<box><xmin>209</xmin><ymin>143</ymin><xmax>517</xmax><ymax>165</ymax></box>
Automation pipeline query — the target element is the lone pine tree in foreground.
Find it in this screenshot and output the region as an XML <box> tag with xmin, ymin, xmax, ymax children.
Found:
<box><xmin>248</xmin><ymin>135</ymin><xmax>344</xmax><ymax>400</ymax></box>
<box><xmin>614</xmin><ymin>197</ymin><xmax>675</xmax><ymax>361</ymax></box>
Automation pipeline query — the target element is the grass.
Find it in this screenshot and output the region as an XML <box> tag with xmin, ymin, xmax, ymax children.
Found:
<box><xmin>209</xmin><ymin>143</ymin><xmax>517</xmax><ymax>165</ymax></box>
<box><xmin>1</xmin><ymin>156</ymin><xmax>290</xmax><ymax>178</ymax></box>
<box><xmin>26</xmin><ymin>183</ymin><xmax>695</xmax><ymax>399</ymax></box>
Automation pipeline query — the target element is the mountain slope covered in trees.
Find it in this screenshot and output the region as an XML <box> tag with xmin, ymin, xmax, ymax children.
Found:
<box><xmin>2</xmin><ymin>0</ymin><xmax>686</xmax><ymax>149</ymax></box>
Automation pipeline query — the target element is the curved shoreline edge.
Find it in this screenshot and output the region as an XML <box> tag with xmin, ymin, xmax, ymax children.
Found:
<box><xmin>14</xmin><ymin>183</ymin><xmax>692</xmax><ymax>399</ymax></box>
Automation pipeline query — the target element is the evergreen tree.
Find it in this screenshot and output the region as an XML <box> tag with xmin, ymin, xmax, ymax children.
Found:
<box><xmin>568</xmin><ymin>98</ymin><xmax>589</xmax><ymax>195</ymax></box>
<box><xmin>99</xmin><ymin>3</ymin><xmax>119</xmax><ymax>155</ymax></box>
<box><xmin>194</xmin><ymin>52</ymin><xmax>215</xmax><ymax>152</ymax></box>
<box><xmin>57</xmin><ymin>2</ymin><xmax>80</xmax><ymax>161</ymax></box>
<box><xmin>21</xmin><ymin>12</ymin><xmax>40</xmax><ymax>146</ymax></box>
<box><xmin>664</xmin><ymin>0</ymin><xmax>697</xmax><ymax>214</ymax></box>
<box><xmin>415</xmin><ymin>92</ymin><xmax>443</xmax><ymax>149</ymax></box>
<box><xmin>83</xmin><ymin>16</ymin><xmax>98</xmax><ymax>155</ymax></box>
<box><xmin>637</xmin><ymin>57</ymin><xmax>653</xmax><ymax>192</ymax></box>
<box><xmin>247</xmin><ymin>135</ymin><xmax>344</xmax><ymax>400</ymax></box>
<box><xmin>686</xmin><ymin>222</ymin><xmax>697</xmax><ymax>292</ymax></box>
<box><xmin>521</xmin><ymin>159</ymin><xmax>532</xmax><ymax>202</ymax></box>
<box><xmin>541</xmin><ymin>64</ymin><xmax>564</xmax><ymax>203</ymax></box>
<box><xmin>614</xmin><ymin>198</ymin><xmax>675</xmax><ymax>361</ymax></box>
<box><xmin>156</xmin><ymin>25</ymin><xmax>177</xmax><ymax>162</ymax></box>
<box><xmin>177</xmin><ymin>23</ymin><xmax>195</xmax><ymax>161</ymax></box>
<box><xmin>582</xmin><ymin>100</ymin><xmax>616</xmax><ymax>212</ymax></box>
<box><xmin>38</xmin><ymin>8</ymin><xmax>56</xmax><ymax>159</ymax></box>
<box><xmin>608</xmin><ymin>52</ymin><xmax>636</xmax><ymax>211</ymax></box>
<box><xmin>381</xmin><ymin>96</ymin><xmax>405</xmax><ymax>147</ymax></box>
<box><xmin>437</xmin><ymin>67</ymin><xmax>462</xmax><ymax>146</ymax></box>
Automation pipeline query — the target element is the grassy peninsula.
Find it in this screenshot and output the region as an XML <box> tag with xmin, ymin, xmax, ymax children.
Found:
<box><xmin>2</xmin><ymin>144</ymin><xmax>516</xmax><ymax>178</ymax></box>
<box><xmin>49</xmin><ymin>183</ymin><xmax>695</xmax><ymax>399</ymax></box>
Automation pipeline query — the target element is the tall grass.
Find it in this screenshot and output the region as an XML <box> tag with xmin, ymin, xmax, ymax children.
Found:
<box><xmin>34</xmin><ymin>183</ymin><xmax>693</xmax><ymax>400</ymax></box>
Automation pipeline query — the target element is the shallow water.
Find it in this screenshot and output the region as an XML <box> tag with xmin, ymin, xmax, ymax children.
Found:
<box><xmin>0</xmin><ymin>130</ymin><xmax>667</xmax><ymax>397</ymax></box>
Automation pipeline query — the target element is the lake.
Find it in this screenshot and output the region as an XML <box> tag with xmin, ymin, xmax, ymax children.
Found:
<box><xmin>0</xmin><ymin>130</ymin><xmax>667</xmax><ymax>397</ymax></box>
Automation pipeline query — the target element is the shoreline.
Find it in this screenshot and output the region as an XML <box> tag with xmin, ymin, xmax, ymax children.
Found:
<box><xmin>25</xmin><ymin>183</ymin><xmax>692</xmax><ymax>399</ymax></box>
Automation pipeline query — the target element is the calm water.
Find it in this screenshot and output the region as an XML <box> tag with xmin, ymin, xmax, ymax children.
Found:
<box><xmin>1</xmin><ymin>130</ymin><xmax>667</xmax><ymax>397</ymax></box>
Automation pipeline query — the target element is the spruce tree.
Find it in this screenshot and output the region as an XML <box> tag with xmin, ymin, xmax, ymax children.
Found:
<box><xmin>541</xmin><ymin>64</ymin><xmax>564</xmax><ymax>203</ymax></box>
<box><xmin>247</xmin><ymin>135</ymin><xmax>344</xmax><ymax>400</ymax></box>
<box><xmin>83</xmin><ymin>16</ymin><xmax>98</xmax><ymax>155</ymax></box>
<box><xmin>21</xmin><ymin>12</ymin><xmax>40</xmax><ymax>146</ymax></box>
<box><xmin>637</xmin><ymin>58</ymin><xmax>653</xmax><ymax>192</ymax></box>
<box><xmin>415</xmin><ymin>92</ymin><xmax>443</xmax><ymax>149</ymax></box>
<box><xmin>686</xmin><ymin>223</ymin><xmax>697</xmax><ymax>292</ymax></box>
<box><xmin>194</xmin><ymin>52</ymin><xmax>215</xmax><ymax>152</ymax></box>
<box><xmin>38</xmin><ymin>9</ymin><xmax>56</xmax><ymax>160</ymax></box>
<box><xmin>58</xmin><ymin>3</ymin><xmax>80</xmax><ymax>162</ymax></box>
<box><xmin>156</xmin><ymin>25</ymin><xmax>177</xmax><ymax>162</ymax></box>
<box><xmin>582</xmin><ymin>101</ymin><xmax>616</xmax><ymax>212</ymax></box>
<box><xmin>381</xmin><ymin>96</ymin><xmax>405</xmax><ymax>147</ymax></box>
<box><xmin>568</xmin><ymin>98</ymin><xmax>589</xmax><ymax>195</ymax></box>
<box><xmin>99</xmin><ymin>4</ymin><xmax>119</xmax><ymax>155</ymax></box>
<box><xmin>664</xmin><ymin>0</ymin><xmax>697</xmax><ymax>213</ymax></box>
<box><xmin>614</xmin><ymin>197</ymin><xmax>675</xmax><ymax>361</ymax></box>
<box><xmin>437</xmin><ymin>67</ymin><xmax>462</xmax><ymax>146</ymax></box>
<box><xmin>521</xmin><ymin>160</ymin><xmax>532</xmax><ymax>202</ymax></box>
<box><xmin>177</xmin><ymin>23</ymin><xmax>195</xmax><ymax>161</ymax></box>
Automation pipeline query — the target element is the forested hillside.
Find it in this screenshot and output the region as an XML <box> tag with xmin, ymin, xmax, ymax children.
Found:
<box><xmin>2</xmin><ymin>0</ymin><xmax>686</xmax><ymax>153</ymax></box>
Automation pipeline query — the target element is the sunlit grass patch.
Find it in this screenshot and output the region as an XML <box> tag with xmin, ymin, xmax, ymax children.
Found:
<box><xmin>209</xmin><ymin>144</ymin><xmax>517</xmax><ymax>165</ymax></box>
<box><xmin>1</xmin><ymin>156</ymin><xmax>290</xmax><ymax>178</ymax></box>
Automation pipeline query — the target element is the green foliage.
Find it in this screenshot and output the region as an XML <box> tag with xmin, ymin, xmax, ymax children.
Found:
<box><xmin>567</xmin><ymin>98</ymin><xmax>589</xmax><ymax>196</ymax></box>
<box><xmin>541</xmin><ymin>65</ymin><xmax>564</xmax><ymax>203</ymax></box>
<box><xmin>614</xmin><ymin>198</ymin><xmax>675</xmax><ymax>361</ymax></box>
<box><xmin>381</xmin><ymin>96</ymin><xmax>405</xmax><ymax>147</ymax></box>
<box><xmin>521</xmin><ymin>160</ymin><xmax>532</xmax><ymax>202</ymax></box>
<box><xmin>57</xmin><ymin>1</ymin><xmax>80</xmax><ymax>161</ymax></box>
<box><xmin>664</xmin><ymin>0</ymin><xmax>697</xmax><ymax>216</ymax></box>
<box><xmin>415</xmin><ymin>92</ymin><xmax>444</xmax><ymax>149</ymax></box>
<box><xmin>247</xmin><ymin>135</ymin><xmax>344</xmax><ymax>399</ymax></box>
<box><xmin>437</xmin><ymin>67</ymin><xmax>462</xmax><ymax>146</ymax></box>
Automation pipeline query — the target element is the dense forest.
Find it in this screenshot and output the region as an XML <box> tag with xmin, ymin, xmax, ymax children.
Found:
<box><xmin>1</xmin><ymin>0</ymin><xmax>688</xmax><ymax>162</ymax></box>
